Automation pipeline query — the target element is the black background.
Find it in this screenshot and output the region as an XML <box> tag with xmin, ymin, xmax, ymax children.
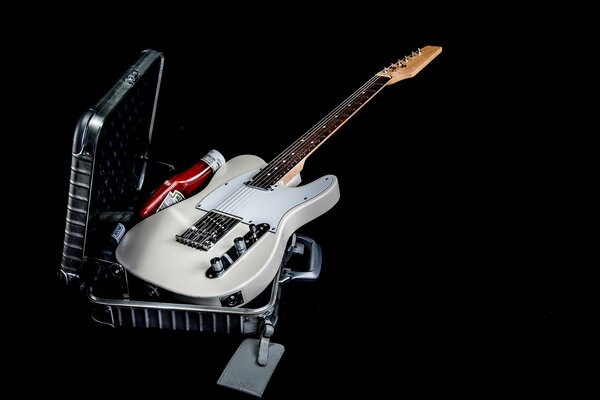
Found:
<box><xmin>3</xmin><ymin>8</ymin><xmax>576</xmax><ymax>397</ymax></box>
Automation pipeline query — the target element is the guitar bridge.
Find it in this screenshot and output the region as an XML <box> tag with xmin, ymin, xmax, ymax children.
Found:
<box><xmin>176</xmin><ymin>211</ymin><xmax>240</xmax><ymax>250</ymax></box>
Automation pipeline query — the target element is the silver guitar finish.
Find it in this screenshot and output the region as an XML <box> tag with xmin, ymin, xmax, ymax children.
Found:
<box><xmin>116</xmin><ymin>155</ymin><xmax>340</xmax><ymax>306</ymax></box>
<box><xmin>197</xmin><ymin>169</ymin><xmax>335</xmax><ymax>232</ymax></box>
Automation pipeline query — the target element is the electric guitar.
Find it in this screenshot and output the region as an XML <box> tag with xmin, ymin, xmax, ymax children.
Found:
<box><xmin>116</xmin><ymin>46</ymin><xmax>442</xmax><ymax>306</ymax></box>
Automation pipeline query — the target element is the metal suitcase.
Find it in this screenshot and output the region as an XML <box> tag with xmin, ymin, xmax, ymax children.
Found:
<box><xmin>60</xmin><ymin>49</ymin><xmax>321</xmax><ymax>396</ymax></box>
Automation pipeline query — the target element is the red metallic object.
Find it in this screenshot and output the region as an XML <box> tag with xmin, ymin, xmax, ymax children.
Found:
<box><xmin>139</xmin><ymin>150</ymin><xmax>225</xmax><ymax>219</ymax></box>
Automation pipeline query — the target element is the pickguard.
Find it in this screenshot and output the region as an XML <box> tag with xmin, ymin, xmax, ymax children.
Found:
<box><xmin>195</xmin><ymin>169</ymin><xmax>335</xmax><ymax>232</ymax></box>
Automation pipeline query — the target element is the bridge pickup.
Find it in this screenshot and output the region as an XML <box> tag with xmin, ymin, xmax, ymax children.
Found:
<box><xmin>206</xmin><ymin>223</ymin><xmax>270</xmax><ymax>278</ymax></box>
<box><xmin>176</xmin><ymin>211</ymin><xmax>240</xmax><ymax>251</ymax></box>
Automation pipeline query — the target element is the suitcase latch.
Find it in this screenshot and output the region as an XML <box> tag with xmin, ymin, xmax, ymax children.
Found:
<box><xmin>125</xmin><ymin>70</ymin><xmax>140</xmax><ymax>85</ymax></box>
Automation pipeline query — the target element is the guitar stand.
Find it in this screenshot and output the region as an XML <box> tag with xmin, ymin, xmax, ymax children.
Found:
<box><xmin>60</xmin><ymin>49</ymin><xmax>323</xmax><ymax>397</ymax></box>
<box><xmin>217</xmin><ymin>233</ymin><xmax>322</xmax><ymax>396</ymax></box>
<box><xmin>86</xmin><ymin>233</ymin><xmax>320</xmax><ymax>397</ymax></box>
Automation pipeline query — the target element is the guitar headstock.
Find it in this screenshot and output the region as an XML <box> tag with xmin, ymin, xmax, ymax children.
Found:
<box><xmin>377</xmin><ymin>45</ymin><xmax>442</xmax><ymax>85</ymax></box>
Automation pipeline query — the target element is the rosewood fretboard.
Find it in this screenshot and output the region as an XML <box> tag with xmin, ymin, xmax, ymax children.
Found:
<box><xmin>247</xmin><ymin>75</ymin><xmax>391</xmax><ymax>190</ymax></box>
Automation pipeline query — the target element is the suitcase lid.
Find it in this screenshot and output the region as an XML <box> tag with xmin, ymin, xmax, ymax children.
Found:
<box><xmin>61</xmin><ymin>49</ymin><xmax>164</xmax><ymax>286</ymax></box>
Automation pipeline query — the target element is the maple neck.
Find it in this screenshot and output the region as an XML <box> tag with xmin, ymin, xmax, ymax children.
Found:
<box><xmin>248</xmin><ymin>74</ymin><xmax>391</xmax><ymax>189</ymax></box>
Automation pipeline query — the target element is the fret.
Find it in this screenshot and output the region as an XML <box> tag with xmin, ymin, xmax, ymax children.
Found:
<box><xmin>248</xmin><ymin>75</ymin><xmax>390</xmax><ymax>189</ymax></box>
<box><xmin>244</xmin><ymin>46</ymin><xmax>443</xmax><ymax>190</ymax></box>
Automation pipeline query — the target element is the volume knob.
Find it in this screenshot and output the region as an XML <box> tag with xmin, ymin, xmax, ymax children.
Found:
<box><xmin>210</xmin><ymin>257</ymin><xmax>224</xmax><ymax>274</ymax></box>
<box><xmin>234</xmin><ymin>237</ymin><xmax>247</xmax><ymax>255</ymax></box>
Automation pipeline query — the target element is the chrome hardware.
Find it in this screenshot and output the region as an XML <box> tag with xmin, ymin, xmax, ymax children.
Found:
<box><xmin>234</xmin><ymin>237</ymin><xmax>247</xmax><ymax>255</ymax></box>
<box><xmin>206</xmin><ymin>223</ymin><xmax>270</xmax><ymax>279</ymax></box>
<box><xmin>125</xmin><ymin>70</ymin><xmax>140</xmax><ymax>84</ymax></box>
<box><xmin>210</xmin><ymin>257</ymin><xmax>224</xmax><ymax>274</ymax></box>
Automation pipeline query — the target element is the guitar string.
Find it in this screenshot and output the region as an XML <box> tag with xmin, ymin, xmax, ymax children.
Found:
<box><xmin>256</xmin><ymin>75</ymin><xmax>389</xmax><ymax>184</ymax></box>
<box><xmin>250</xmin><ymin>51</ymin><xmax>426</xmax><ymax>186</ymax></box>
<box><xmin>252</xmin><ymin>75</ymin><xmax>384</xmax><ymax>184</ymax></box>
<box><xmin>210</xmin><ymin>173</ymin><xmax>261</xmax><ymax>216</ymax></box>
<box><xmin>210</xmin><ymin>179</ymin><xmax>260</xmax><ymax>218</ymax></box>
<box><xmin>198</xmin><ymin>215</ymin><xmax>239</xmax><ymax>249</ymax></box>
<box><xmin>203</xmin><ymin>76</ymin><xmax>385</xmax><ymax>227</ymax></box>
<box><xmin>180</xmin><ymin>209</ymin><xmax>222</xmax><ymax>244</ymax></box>
<box><xmin>192</xmin><ymin>75</ymin><xmax>387</xmax><ymax>244</ymax></box>
<box><xmin>251</xmin><ymin>76</ymin><xmax>385</xmax><ymax>187</ymax></box>
<box><xmin>193</xmin><ymin>211</ymin><xmax>239</xmax><ymax>248</ymax></box>
<box><xmin>214</xmin><ymin>76</ymin><xmax>385</xmax><ymax>216</ymax></box>
<box><xmin>251</xmin><ymin>75</ymin><xmax>386</xmax><ymax>187</ymax></box>
<box><xmin>225</xmin><ymin>183</ymin><xmax>264</xmax><ymax>218</ymax></box>
<box><xmin>195</xmin><ymin>217</ymin><xmax>235</xmax><ymax>249</ymax></box>
<box><xmin>188</xmin><ymin>211</ymin><xmax>220</xmax><ymax>243</ymax></box>
<box><xmin>188</xmin><ymin>74</ymin><xmax>389</xmax><ymax>244</ymax></box>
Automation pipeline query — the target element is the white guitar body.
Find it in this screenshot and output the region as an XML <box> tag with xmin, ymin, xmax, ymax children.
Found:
<box><xmin>116</xmin><ymin>154</ymin><xmax>340</xmax><ymax>306</ymax></box>
<box><xmin>115</xmin><ymin>45</ymin><xmax>441</xmax><ymax>307</ymax></box>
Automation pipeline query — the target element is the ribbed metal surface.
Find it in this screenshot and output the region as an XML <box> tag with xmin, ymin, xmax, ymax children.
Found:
<box><xmin>61</xmin><ymin>155</ymin><xmax>92</xmax><ymax>275</ymax></box>
<box><xmin>113</xmin><ymin>306</ymin><xmax>245</xmax><ymax>334</ymax></box>
<box><xmin>60</xmin><ymin>50</ymin><xmax>163</xmax><ymax>284</ymax></box>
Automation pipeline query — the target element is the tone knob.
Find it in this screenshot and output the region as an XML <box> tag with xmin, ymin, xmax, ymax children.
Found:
<box><xmin>234</xmin><ymin>237</ymin><xmax>247</xmax><ymax>255</ymax></box>
<box><xmin>210</xmin><ymin>257</ymin><xmax>224</xmax><ymax>273</ymax></box>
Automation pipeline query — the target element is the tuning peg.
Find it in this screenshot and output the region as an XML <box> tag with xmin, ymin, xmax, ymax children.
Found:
<box><xmin>411</xmin><ymin>51</ymin><xmax>417</xmax><ymax>58</ymax></box>
<box><xmin>383</xmin><ymin>67</ymin><xmax>389</xmax><ymax>74</ymax></box>
<box><xmin>404</xmin><ymin>56</ymin><xmax>410</xmax><ymax>63</ymax></box>
<box><xmin>417</xmin><ymin>47</ymin><xmax>422</xmax><ymax>55</ymax></box>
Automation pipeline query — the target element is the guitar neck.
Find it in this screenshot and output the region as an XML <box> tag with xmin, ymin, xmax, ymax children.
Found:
<box><xmin>248</xmin><ymin>45</ymin><xmax>442</xmax><ymax>189</ymax></box>
<box><xmin>249</xmin><ymin>74</ymin><xmax>391</xmax><ymax>189</ymax></box>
